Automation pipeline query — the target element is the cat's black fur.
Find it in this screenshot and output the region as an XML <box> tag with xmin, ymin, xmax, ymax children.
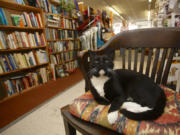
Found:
<box><xmin>88</xmin><ymin>51</ymin><xmax>166</xmax><ymax>121</ymax></box>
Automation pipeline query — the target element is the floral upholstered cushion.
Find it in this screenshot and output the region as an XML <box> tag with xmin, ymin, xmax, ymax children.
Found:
<box><xmin>69</xmin><ymin>85</ymin><xmax>180</xmax><ymax>135</ymax></box>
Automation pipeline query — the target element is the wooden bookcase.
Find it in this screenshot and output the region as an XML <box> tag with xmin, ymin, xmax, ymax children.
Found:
<box><xmin>0</xmin><ymin>0</ymin><xmax>82</xmax><ymax>129</ymax></box>
<box><xmin>45</xmin><ymin>2</ymin><xmax>81</xmax><ymax>73</ymax></box>
<box><xmin>0</xmin><ymin>0</ymin><xmax>49</xmax><ymax>94</ymax></box>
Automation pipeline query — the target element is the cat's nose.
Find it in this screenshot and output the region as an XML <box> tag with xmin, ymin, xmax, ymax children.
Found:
<box><xmin>99</xmin><ymin>69</ymin><xmax>105</xmax><ymax>75</ymax></box>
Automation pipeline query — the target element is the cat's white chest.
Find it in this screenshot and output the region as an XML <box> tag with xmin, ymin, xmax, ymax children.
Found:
<box><xmin>90</xmin><ymin>72</ymin><xmax>109</xmax><ymax>97</ymax></box>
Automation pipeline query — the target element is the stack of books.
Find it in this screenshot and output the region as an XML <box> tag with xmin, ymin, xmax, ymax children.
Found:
<box><xmin>60</xmin><ymin>17</ymin><xmax>77</xmax><ymax>29</ymax></box>
<box><xmin>0</xmin><ymin>8</ymin><xmax>43</xmax><ymax>27</ymax></box>
<box><xmin>50</xmin><ymin>50</ymin><xmax>77</xmax><ymax>65</ymax></box>
<box><xmin>0</xmin><ymin>67</ymin><xmax>49</xmax><ymax>98</ymax></box>
<box><xmin>46</xmin><ymin>28</ymin><xmax>58</xmax><ymax>40</ymax></box>
<box><xmin>46</xmin><ymin>14</ymin><xmax>60</xmax><ymax>27</ymax></box>
<box><xmin>35</xmin><ymin>49</ymin><xmax>49</xmax><ymax>64</ymax></box>
<box><xmin>48</xmin><ymin>41</ymin><xmax>78</xmax><ymax>53</ymax></box>
<box><xmin>0</xmin><ymin>50</ymin><xmax>48</xmax><ymax>73</ymax></box>
<box><xmin>0</xmin><ymin>31</ymin><xmax>46</xmax><ymax>49</ymax></box>
<box><xmin>65</xmin><ymin>60</ymin><xmax>78</xmax><ymax>72</ymax></box>
<box><xmin>58</xmin><ymin>30</ymin><xmax>74</xmax><ymax>39</ymax></box>
<box><xmin>49</xmin><ymin>41</ymin><xmax>65</xmax><ymax>53</ymax></box>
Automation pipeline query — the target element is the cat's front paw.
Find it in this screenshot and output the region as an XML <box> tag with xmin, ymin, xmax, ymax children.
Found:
<box><xmin>107</xmin><ymin>111</ymin><xmax>118</xmax><ymax>124</ymax></box>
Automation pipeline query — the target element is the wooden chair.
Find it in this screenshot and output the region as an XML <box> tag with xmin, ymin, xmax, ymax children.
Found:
<box><xmin>61</xmin><ymin>28</ymin><xmax>180</xmax><ymax>135</ymax></box>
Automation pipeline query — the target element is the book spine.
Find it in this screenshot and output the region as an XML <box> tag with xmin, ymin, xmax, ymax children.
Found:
<box><xmin>25</xmin><ymin>32</ymin><xmax>31</xmax><ymax>47</ymax></box>
<box><xmin>0</xmin><ymin>8</ymin><xmax>8</xmax><ymax>25</ymax></box>
<box><xmin>15</xmin><ymin>31</ymin><xmax>23</xmax><ymax>48</ymax></box>
<box><xmin>33</xmin><ymin>32</ymin><xmax>39</xmax><ymax>46</ymax></box>
<box><xmin>20</xmin><ymin>32</ymin><xmax>27</xmax><ymax>47</ymax></box>
<box><xmin>2</xmin><ymin>55</ymin><xmax>11</xmax><ymax>72</ymax></box>
<box><xmin>7</xmin><ymin>55</ymin><xmax>16</xmax><ymax>70</ymax></box>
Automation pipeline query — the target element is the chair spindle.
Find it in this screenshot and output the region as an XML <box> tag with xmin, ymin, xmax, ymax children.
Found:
<box><xmin>145</xmin><ymin>48</ymin><xmax>153</xmax><ymax>76</ymax></box>
<box><xmin>156</xmin><ymin>48</ymin><xmax>168</xmax><ymax>84</ymax></box>
<box><xmin>128</xmin><ymin>48</ymin><xmax>132</xmax><ymax>70</ymax></box>
<box><xmin>162</xmin><ymin>48</ymin><xmax>175</xmax><ymax>85</ymax></box>
<box><xmin>139</xmin><ymin>48</ymin><xmax>145</xmax><ymax>73</ymax></box>
<box><xmin>134</xmin><ymin>48</ymin><xmax>138</xmax><ymax>72</ymax></box>
<box><xmin>151</xmin><ymin>48</ymin><xmax>160</xmax><ymax>81</ymax></box>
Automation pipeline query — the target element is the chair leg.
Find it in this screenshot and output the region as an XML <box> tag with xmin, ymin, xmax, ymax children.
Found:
<box><xmin>63</xmin><ymin>118</ymin><xmax>76</xmax><ymax>135</ymax></box>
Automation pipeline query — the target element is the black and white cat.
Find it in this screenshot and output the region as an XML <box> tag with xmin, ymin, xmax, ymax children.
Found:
<box><xmin>88</xmin><ymin>51</ymin><xmax>166</xmax><ymax>124</ymax></box>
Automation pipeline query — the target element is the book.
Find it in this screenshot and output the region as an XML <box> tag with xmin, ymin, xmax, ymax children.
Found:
<box><xmin>0</xmin><ymin>31</ymin><xmax>7</xmax><ymax>49</ymax></box>
<box><xmin>35</xmin><ymin>49</ymin><xmax>48</xmax><ymax>64</ymax></box>
<box><xmin>50</xmin><ymin>64</ymin><xmax>56</xmax><ymax>80</ymax></box>
<box><xmin>36</xmin><ymin>13</ymin><xmax>43</xmax><ymax>27</ymax></box>
<box><xmin>11</xmin><ymin>14</ymin><xmax>21</xmax><ymax>26</ymax></box>
<box><xmin>39</xmin><ymin>67</ymin><xmax>48</xmax><ymax>83</ymax></box>
<box><xmin>0</xmin><ymin>8</ymin><xmax>8</xmax><ymax>25</ymax></box>
<box><xmin>1</xmin><ymin>55</ymin><xmax>11</xmax><ymax>72</ymax></box>
<box><xmin>0</xmin><ymin>63</ymin><xmax>4</xmax><ymax>73</ymax></box>
<box><xmin>7</xmin><ymin>55</ymin><xmax>16</xmax><ymax>70</ymax></box>
<box><xmin>4</xmin><ymin>80</ymin><xmax>15</xmax><ymax>96</ymax></box>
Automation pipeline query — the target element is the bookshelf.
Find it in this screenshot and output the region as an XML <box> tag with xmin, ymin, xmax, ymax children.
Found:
<box><xmin>45</xmin><ymin>1</ymin><xmax>81</xmax><ymax>77</ymax></box>
<box><xmin>0</xmin><ymin>0</ymin><xmax>50</xmax><ymax>127</ymax></box>
<box><xmin>0</xmin><ymin>0</ymin><xmax>82</xmax><ymax>129</ymax></box>
<box><xmin>0</xmin><ymin>46</ymin><xmax>47</xmax><ymax>52</ymax></box>
<box><xmin>0</xmin><ymin>63</ymin><xmax>48</xmax><ymax>77</ymax></box>
<box><xmin>0</xmin><ymin>0</ymin><xmax>51</xmax><ymax>95</ymax></box>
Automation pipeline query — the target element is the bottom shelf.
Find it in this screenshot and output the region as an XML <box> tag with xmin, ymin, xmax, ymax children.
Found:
<box><xmin>0</xmin><ymin>68</ymin><xmax>83</xmax><ymax>129</ymax></box>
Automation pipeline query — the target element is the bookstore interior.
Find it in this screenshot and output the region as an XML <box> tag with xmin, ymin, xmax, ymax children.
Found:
<box><xmin>0</xmin><ymin>0</ymin><xmax>180</xmax><ymax>134</ymax></box>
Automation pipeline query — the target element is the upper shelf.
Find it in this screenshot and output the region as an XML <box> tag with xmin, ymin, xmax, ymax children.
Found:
<box><xmin>0</xmin><ymin>0</ymin><xmax>42</xmax><ymax>13</ymax></box>
<box><xmin>0</xmin><ymin>25</ymin><xmax>44</xmax><ymax>31</ymax></box>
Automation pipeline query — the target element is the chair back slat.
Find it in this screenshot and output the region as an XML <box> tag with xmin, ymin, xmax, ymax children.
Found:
<box><xmin>134</xmin><ymin>48</ymin><xmax>138</xmax><ymax>72</ymax></box>
<box><xmin>122</xmin><ymin>48</ymin><xmax>126</xmax><ymax>69</ymax></box>
<box><xmin>151</xmin><ymin>48</ymin><xmax>160</xmax><ymax>81</ymax></box>
<box><xmin>145</xmin><ymin>48</ymin><xmax>153</xmax><ymax>76</ymax></box>
<box><xmin>128</xmin><ymin>48</ymin><xmax>132</xmax><ymax>70</ymax></box>
<box><xmin>156</xmin><ymin>48</ymin><xmax>168</xmax><ymax>84</ymax></box>
<box><xmin>161</xmin><ymin>48</ymin><xmax>175</xmax><ymax>85</ymax></box>
<box><xmin>139</xmin><ymin>48</ymin><xmax>145</xmax><ymax>73</ymax></box>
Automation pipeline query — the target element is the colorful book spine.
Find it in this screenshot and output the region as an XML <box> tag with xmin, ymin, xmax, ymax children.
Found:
<box><xmin>0</xmin><ymin>8</ymin><xmax>8</xmax><ymax>25</ymax></box>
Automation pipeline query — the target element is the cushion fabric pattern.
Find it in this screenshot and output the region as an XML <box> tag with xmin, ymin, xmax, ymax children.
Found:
<box><xmin>69</xmin><ymin>85</ymin><xmax>180</xmax><ymax>135</ymax></box>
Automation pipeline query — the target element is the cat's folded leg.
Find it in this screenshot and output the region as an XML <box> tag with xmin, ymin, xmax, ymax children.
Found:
<box><xmin>107</xmin><ymin>97</ymin><xmax>124</xmax><ymax>124</ymax></box>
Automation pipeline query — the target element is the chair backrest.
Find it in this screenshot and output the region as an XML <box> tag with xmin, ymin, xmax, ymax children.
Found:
<box><xmin>78</xmin><ymin>28</ymin><xmax>180</xmax><ymax>91</ymax></box>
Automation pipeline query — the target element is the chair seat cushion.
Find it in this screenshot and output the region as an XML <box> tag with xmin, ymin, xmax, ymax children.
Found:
<box><xmin>69</xmin><ymin>85</ymin><xmax>180</xmax><ymax>134</ymax></box>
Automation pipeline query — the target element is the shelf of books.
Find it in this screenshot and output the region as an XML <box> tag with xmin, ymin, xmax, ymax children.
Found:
<box><xmin>45</xmin><ymin>12</ymin><xmax>80</xmax><ymax>80</ymax></box>
<box><xmin>0</xmin><ymin>1</ymin><xmax>50</xmax><ymax>100</ymax></box>
<box><xmin>0</xmin><ymin>0</ymin><xmax>83</xmax><ymax>129</ymax></box>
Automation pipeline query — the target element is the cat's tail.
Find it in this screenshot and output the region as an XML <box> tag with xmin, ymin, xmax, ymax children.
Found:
<box><xmin>120</xmin><ymin>91</ymin><xmax>166</xmax><ymax>121</ymax></box>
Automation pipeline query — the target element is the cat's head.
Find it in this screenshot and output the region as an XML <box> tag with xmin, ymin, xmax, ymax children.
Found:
<box><xmin>88</xmin><ymin>50</ymin><xmax>114</xmax><ymax>77</ymax></box>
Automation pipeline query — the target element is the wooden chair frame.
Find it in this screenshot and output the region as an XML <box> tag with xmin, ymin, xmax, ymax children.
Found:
<box><xmin>61</xmin><ymin>28</ymin><xmax>180</xmax><ymax>135</ymax></box>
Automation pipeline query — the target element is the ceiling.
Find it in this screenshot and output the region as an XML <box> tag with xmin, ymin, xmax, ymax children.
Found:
<box><xmin>79</xmin><ymin>0</ymin><xmax>156</xmax><ymax>23</ymax></box>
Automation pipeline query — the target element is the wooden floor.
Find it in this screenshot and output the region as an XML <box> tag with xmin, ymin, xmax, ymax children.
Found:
<box><xmin>0</xmin><ymin>69</ymin><xmax>83</xmax><ymax>129</ymax></box>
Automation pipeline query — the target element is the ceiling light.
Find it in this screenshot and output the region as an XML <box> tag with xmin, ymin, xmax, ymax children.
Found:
<box><xmin>148</xmin><ymin>0</ymin><xmax>152</xmax><ymax>2</ymax></box>
<box><xmin>109</xmin><ymin>7</ymin><xmax>120</xmax><ymax>17</ymax></box>
<box><xmin>78</xmin><ymin>2</ymin><xmax>84</xmax><ymax>4</ymax></box>
<box><xmin>148</xmin><ymin>10</ymin><xmax>151</xmax><ymax>21</ymax></box>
